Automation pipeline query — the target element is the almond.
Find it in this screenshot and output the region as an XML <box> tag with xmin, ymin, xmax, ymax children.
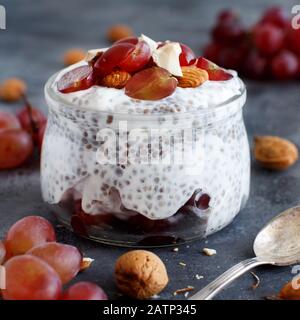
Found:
<box><xmin>106</xmin><ymin>24</ymin><xmax>134</xmax><ymax>43</ymax></box>
<box><xmin>0</xmin><ymin>78</ymin><xmax>27</xmax><ymax>102</ymax></box>
<box><xmin>177</xmin><ymin>66</ymin><xmax>208</xmax><ymax>88</ymax></box>
<box><xmin>254</xmin><ymin>136</ymin><xmax>298</xmax><ymax>170</ymax></box>
<box><xmin>102</xmin><ymin>70</ymin><xmax>131</xmax><ymax>89</ymax></box>
<box><xmin>63</xmin><ymin>48</ymin><xmax>85</xmax><ymax>66</ymax></box>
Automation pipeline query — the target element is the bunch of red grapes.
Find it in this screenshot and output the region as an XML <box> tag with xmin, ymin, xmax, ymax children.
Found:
<box><xmin>0</xmin><ymin>216</ymin><xmax>107</xmax><ymax>300</ymax></box>
<box><xmin>203</xmin><ymin>7</ymin><xmax>300</xmax><ymax>80</ymax></box>
<box><xmin>0</xmin><ymin>100</ymin><xmax>46</xmax><ymax>170</ymax></box>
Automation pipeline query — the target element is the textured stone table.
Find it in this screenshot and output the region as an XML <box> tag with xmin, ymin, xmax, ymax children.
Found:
<box><xmin>0</xmin><ymin>0</ymin><xmax>299</xmax><ymax>300</ymax></box>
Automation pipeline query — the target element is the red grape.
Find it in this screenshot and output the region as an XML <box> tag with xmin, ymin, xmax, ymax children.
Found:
<box><xmin>0</xmin><ymin>111</ymin><xmax>21</xmax><ymax>132</ymax></box>
<box><xmin>253</xmin><ymin>23</ymin><xmax>284</xmax><ymax>56</ymax></box>
<box><xmin>179</xmin><ymin>43</ymin><xmax>196</xmax><ymax>66</ymax></box>
<box><xmin>260</xmin><ymin>6</ymin><xmax>289</xmax><ymax>29</ymax></box>
<box><xmin>115</xmin><ymin>37</ymin><xmax>139</xmax><ymax>45</ymax></box>
<box><xmin>28</xmin><ymin>242</ymin><xmax>82</xmax><ymax>284</ymax></box>
<box><xmin>2</xmin><ymin>255</ymin><xmax>62</xmax><ymax>300</ymax></box>
<box><xmin>217</xmin><ymin>9</ymin><xmax>239</xmax><ymax>24</ymax></box>
<box><xmin>119</xmin><ymin>40</ymin><xmax>151</xmax><ymax>72</ymax></box>
<box><xmin>57</xmin><ymin>65</ymin><xmax>94</xmax><ymax>93</ymax></box>
<box><xmin>0</xmin><ymin>129</ymin><xmax>33</xmax><ymax>170</ymax></box>
<box><xmin>0</xmin><ymin>240</ymin><xmax>6</xmax><ymax>264</ymax></box>
<box><xmin>191</xmin><ymin>57</ymin><xmax>233</xmax><ymax>81</ymax></box>
<box><xmin>243</xmin><ymin>51</ymin><xmax>268</xmax><ymax>79</ymax></box>
<box><xmin>271</xmin><ymin>50</ymin><xmax>299</xmax><ymax>80</ymax></box>
<box><xmin>94</xmin><ymin>43</ymin><xmax>135</xmax><ymax>76</ymax></box>
<box><xmin>5</xmin><ymin>216</ymin><xmax>56</xmax><ymax>256</ymax></box>
<box><xmin>17</xmin><ymin>106</ymin><xmax>46</xmax><ymax>136</ymax></box>
<box><xmin>212</xmin><ymin>20</ymin><xmax>245</xmax><ymax>45</ymax></box>
<box><xmin>203</xmin><ymin>42</ymin><xmax>223</xmax><ymax>64</ymax></box>
<box><xmin>63</xmin><ymin>282</ymin><xmax>107</xmax><ymax>300</ymax></box>
<box><xmin>218</xmin><ymin>45</ymin><xmax>248</xmax><ymax>71</ymax></box>
<box><xmin>125</xmin><ymin>67</ymin><xmax>177</xmax><ymax>100</ymax></box>
<box><xmin>287</xmin><ymin>28</ymin><xmax>300</xmax><ymax>56</ymax></box>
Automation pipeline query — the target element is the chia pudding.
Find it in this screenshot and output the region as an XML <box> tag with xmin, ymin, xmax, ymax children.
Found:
<box><xmin>41</xmin><ymin>36</ymin><xmax>250</xmax><ymax>246</ymax></box>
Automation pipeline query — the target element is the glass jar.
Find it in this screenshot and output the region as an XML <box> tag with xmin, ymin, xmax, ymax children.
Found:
<box><xmin>42</xmin><ymin>73</ymin><xmax>250</xmax><ymax>247</ymax></box>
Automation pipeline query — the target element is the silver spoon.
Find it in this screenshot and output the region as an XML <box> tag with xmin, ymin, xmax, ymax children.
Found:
<box><xmin>190</xmin><ymin>206</ymin><xmax>300</xmax><ymax>300</ymax></box>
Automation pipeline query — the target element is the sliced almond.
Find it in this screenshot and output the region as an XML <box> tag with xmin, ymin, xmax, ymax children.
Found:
<box><xmin>254</xmin><ymin>136</ymin><xmax>298</xmax><ymax>170</ymax></box>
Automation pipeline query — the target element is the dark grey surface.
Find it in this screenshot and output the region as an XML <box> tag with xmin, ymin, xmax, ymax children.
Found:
<box><xmin>0</xmin><ymin>0</ymin><xmax>299</xmax><ymax>300</ymax></box>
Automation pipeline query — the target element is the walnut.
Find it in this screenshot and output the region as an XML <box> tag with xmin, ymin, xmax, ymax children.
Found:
<box><xmin>115</xmin><ymin>250</ymin><xmax>169</xmax><ymax>299</ymax></box>
<box><xmin>0</xmin><ymin>78</ymin><xmax>27</xmax><ymax>102</ymax></box>
<box><xmin>106</xmin><ymin>24</ymin><xmax>134</xmax><ymax>43</ymax></box>
<box><xmin>63</xmin><ymin>48</ymin><xmax>86</xmax><ymax>66</ymax></box>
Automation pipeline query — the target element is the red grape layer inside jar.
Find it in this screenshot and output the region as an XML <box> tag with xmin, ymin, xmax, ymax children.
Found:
<box><xmin>54</xmin><ymin>189</ymin><xmax>211</xmax><ymax>246</ymax></box>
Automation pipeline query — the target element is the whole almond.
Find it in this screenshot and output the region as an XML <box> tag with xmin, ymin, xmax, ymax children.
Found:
<box><xmin>177</xmin><ymin>66</ymin><xmax>208</xmax><ymax>88</ymax></box>
<box><xmin>254</xmin><ymin>135</ymin><xmax>298</xmax><ymax>170</ymax></box>
<box><xmin>102</xmin><ymin>70</ymin><xmax>131</xmax><ymax>89</ymax></box>
<box><xmin>63</xmin><ymin>48</ymin><xmax>85</xmax><ymax>66</ymax></box>
<box><xmin>0</xmin><ymin>78</ymin><xmax>27</xmax><ymax>102</ymax></box>
<box><xmin>106</xmin><ymin>24</ymin><xmax>134</xmax><ymax>43</ymax></box>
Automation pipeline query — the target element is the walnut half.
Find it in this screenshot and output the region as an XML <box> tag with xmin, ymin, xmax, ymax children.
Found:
<box><xmin>115</xmin><ymin>250</ymin><xmax>169</xmax><ymax>299</ymax></box>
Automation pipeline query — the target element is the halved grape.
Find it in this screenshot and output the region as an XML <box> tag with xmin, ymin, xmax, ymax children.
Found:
<box><xmin>191</xmin><ymin>57</ymin><xmax>233</xmax><ymax>81</ymax></box>
<box><xmin>115</xmin><ymin>37</ymin><xmax>139</xmax><ymax>45</ymax></box>
<box><xmin>5</xmin><ymin>216</ymin><xmax>56</xmax><ymax>256</ymax></box>
<box><xmin>28</xmin><ymin>242</ymin><xmax>82</xmax><ymax>284</ymax></box>
<box><xmin>62</xmin><ymin>282</ymin><xmax>108</xmax><ymax>300</ymax></box>
<box><xmin>179</xmin><ymin>43</ymin><xmax>196</xmax><ymax>66</ymax></box>
<box><xmin>0</xmin><ymin>129</ymin><xmax>33</xmax><ymax>170</ymax></box>
<box><xmin>0</xmin><ymin>240</ymin><xmax>6</xmax><ymax>264</ymax></box>
<box><xmin>57</xmin><ymin>65</ymin><xmax>94</xmax><ymax>93</ymax></box>
<box><xmin>119</xmin><ymin>40</ymin><xmax>151</xmax><ymax>72</ymax></box>
<box><xmin>125</xmin><ymin>67</ymin><xmax>177</xmax><ymax>100</ymax></box>
<box><xmin>94</xmin><ymin>43</ymin><xmax>135</xmax><ymax>76</ymax></box>
<box><xmin>3</xmin><ymin>255</ymin><xmax>62</xmax><ymax>300</ymax></box>
<box><xmin>0</xmin><ymin>111</ymin><xmax>21</xmax><ymax>132</ymax></box>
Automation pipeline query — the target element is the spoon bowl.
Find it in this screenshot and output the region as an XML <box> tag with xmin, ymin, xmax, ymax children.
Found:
<box><xmin>254</xmin><ymin>206</ymin><xmax>300</xmax><ymax>266</ymax></box>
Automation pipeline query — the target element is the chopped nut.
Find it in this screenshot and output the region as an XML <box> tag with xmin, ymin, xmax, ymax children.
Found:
<box><xmin>0</xmin><ymin>78</ymin><xmax>27</xmax><ymax>102</ymax></box>
<box><xmin>177</xmin><ymin>66</ymin><xmax>209</xmax><ymax>88</ymax></box>
<box><xmin>179</xmin><ymin>262</ymin><xmax>186</xmax><ymax>267</ymax></box>
<box><xmin>63</xmin><ymin>48</ymin><xmax>86</xmax><ymax>66</ymax></box>
<box><xmin>115</xmin><ymin>250</ymin><xmax>169</xmax><ymax>300</ymax></box>
<box><xmin>106</xmin><ymin>24</ymin><xmax>134</xmax><ymax>43</ymax></box>
<box><xmin>80</xmin><ymin>257</ymin><xmax>94</xmax><ymax>271</ymax></box>
<box><xmin>172</xmin><ymin>247</ymin><xmax>179</xmax><ymax>252</ymax></box>
<box><xmin>202</xmin><ymin>248</ymin><xmax>217</xmax><ymax>256</ymax></box>
<box><xmin>254</xmin><ymin>136</ymin><xmax>298</xmax><ymax>170</ymax></box>
<box><xmin>102</xmin><ymin>70</ymin><xmax>131</xmax><ymax>89</ymax></box>
<box><xmin>195</xmin><ymin>274</ymin><xmax>204</xmax><ymax>280</ymax></box>
<box><xmin>174</xmin><ymin>286</ymin><xmax>194</xmax><ymax>295</ymax></box>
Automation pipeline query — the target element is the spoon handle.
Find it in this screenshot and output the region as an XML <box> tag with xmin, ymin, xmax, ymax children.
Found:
<box><xmin>189</xmin><ymin>257</ymin><xmax>268</xmax><ymax>300</ymax></box>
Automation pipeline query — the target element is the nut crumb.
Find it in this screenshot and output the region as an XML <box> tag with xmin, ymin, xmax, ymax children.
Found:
<box><xmin>80</xmin><ymin>257</ymin><xmax>94</xmax><ymax>271</ymax></box>
<box><xmin>179</xmin><ymin>262</ymin><xmax>186</xmax><ymax>267</ymax></box>
<box><xmin>202</xmin><ymin>248</ymin><xmax>217</xmax><ymax>256</ymax></box>
<box><xmin>172</xmin><ymin>247</ymin><xmax>179</xmax><ymax>252</ymax></box>
<box><xmin>174</xmin><ymin>286</ymin><xmax>194</xmax><ymax>296</ymax></box>
<box><xmin>195</xmin><ymin>274</ymin><xmax>204</xmax><ymax>280</ymax></box>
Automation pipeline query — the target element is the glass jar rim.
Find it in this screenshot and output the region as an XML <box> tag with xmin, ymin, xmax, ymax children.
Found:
<box><xmin>45</xmin><ymin>71</ymin><xmax>246</xmax><ymax>124</ymax></box>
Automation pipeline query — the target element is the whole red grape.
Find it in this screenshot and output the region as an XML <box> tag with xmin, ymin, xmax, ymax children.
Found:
<box><xmin>17</xmin><ymin>106</ymin><xmax>46</xmax><ymax>136</ymax></box>
<box><xmin>0</xmin><ymin>111</ymin><xmax>21</xmax><ymax>132</ymax></box>
<box><xmin>260</xmin><ymin>6</ymin><xmax>289</xmax><ymax>29</ymax></box>
<box><xmin>203</xmin><ymin>42</ymin><xmax>223</xmax><ymax>64</ymax></box>
<box><xmin>5</xmin><ymin>215</ymin><xmax>56</xmax><ymax>256</ymax></box>
<box><xmin>212</xmin><ymin>20</ymin><xmax>245</xmax><ymax>45</ymax></box>
<box><xmin>0</xmin><ymin>129</ymin><xmax>33</xmax><ymax>170</ymax></box>
<box><xmin>0</xmin><ymin>240</ymin><xmax>6</xmax><ymax>264</ymax></box>
<box><xmin>3</xmin><ymin>255</ymin><xmax>62</xmax><ymax>300</ymax></box>
<box><xmin>63</xmin><ymin>282</ymin><xmax>108</xmax><ymax>300</ymax></box>
<box><xmin>287</xmin><ymin>28</ymin><xmax>300</xmax><ymax>56</ymax></box>
<box><xmin>28</xmin><ymin>242</ymin><xmax>82</xmax><ymax>284</ymax></box>
<box><xmin>253</xmin><ymin>23</ymin><xmax>284</xmax><ymax>56</ymax></box>
<box><xmin>217</xmin><ymin>9</ymin><xmax>240</xmax><ymax>24</ymax></box>
<box><xmin>271</xmin><ymin>50</ymin><xmax>299</xmax><ymax>80</ymax></box>
<box><xmin>243</xmin><ymin>51</ymin><xmax>268</xmax><ymax>79</ymax></box>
